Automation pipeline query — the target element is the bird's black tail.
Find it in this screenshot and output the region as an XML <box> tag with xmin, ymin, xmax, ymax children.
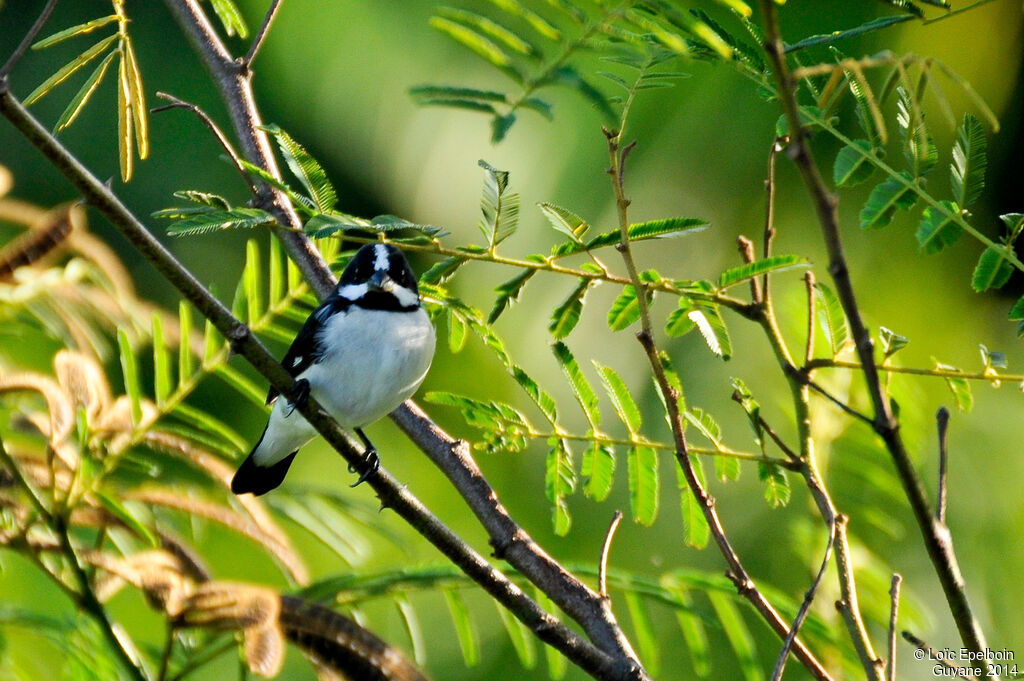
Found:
<box><xmin>231</xmin><ymin>431</ymin><xmax>298</xmax><ymax>496</ymax></box>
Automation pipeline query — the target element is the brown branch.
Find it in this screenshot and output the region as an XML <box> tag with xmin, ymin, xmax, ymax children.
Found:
<box><xmin>243</xmin><ymin>0</ymin><xmax>284</xmax><ymax>68</ymax></box>
<box><xmin>604</xmin><ymin>129</ymin><xmax>832</xmax><ymax>681</ymax></box>
<box><xmin>0</xmin><ymin>89</ymin><xmax>641</xmax><ymax>681</ymax></box>
<box><xmin>757</xmin><ymin>1</ymin><xmax>989</xmax><ymax>661</ymax></box>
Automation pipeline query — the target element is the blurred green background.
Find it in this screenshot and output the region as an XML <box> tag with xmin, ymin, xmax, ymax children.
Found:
<box><xmin>1</xmin><ymin>1</ymin><xmax>1023</xmax><ymax>680</ymax></box>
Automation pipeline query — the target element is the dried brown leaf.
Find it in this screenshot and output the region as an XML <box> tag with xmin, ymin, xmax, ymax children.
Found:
<box><xmin>0</xmin><ymin>372</ymin><xmax>74</xmax><ymax>447</ymax></box>
<box><xmin>54</xmin><ymin>349</ymin><xmax>110</xmax><ymax>419</ymax></box>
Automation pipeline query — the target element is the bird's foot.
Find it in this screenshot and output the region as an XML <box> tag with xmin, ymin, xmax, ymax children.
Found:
<box><xmin>285</xmin><ymin>379</ymin><xmax>310</xmax><ymax>416</ymax></box>
<box><xmin>349</xmin><ymin>447</ymin><xmax>379</xmax><ymax>487</ymax></box>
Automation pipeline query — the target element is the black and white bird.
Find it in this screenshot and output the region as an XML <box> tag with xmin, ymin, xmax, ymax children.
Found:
<box><xmin>231</xmin><ymin>243</ymin><xmax>436</xmax><ymax>496</ymax></box>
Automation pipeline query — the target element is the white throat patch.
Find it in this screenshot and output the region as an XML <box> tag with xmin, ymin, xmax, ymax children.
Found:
<box><xmin>373</xmin><ymin>243</ymin><xmax>390</xmax><ymax>272</ymax></box>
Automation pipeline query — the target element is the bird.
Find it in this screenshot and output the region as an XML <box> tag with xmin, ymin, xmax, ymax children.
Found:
<box><xmin>231</xmin><ymin>242</ymin><xmax>436</xmax><ymax>496</ymax></box>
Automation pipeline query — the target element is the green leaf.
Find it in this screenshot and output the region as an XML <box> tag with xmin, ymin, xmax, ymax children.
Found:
<box><xmin>546</xmin><ymin>65</ymin><xmax>616</xmax><ymax>125</ymax></box>
<box><xmin>833</xmin><ymin>140</ymin><xmax>875</xmax><ymax>187</ymax></box>
<box><xmin>261</xmin><ymin>125</ymin><xmax>337</xmax><ymax>213</ymax></box>
<box><xmin>972</xmin><ymin>247</ymin><xmax>1015</xmax><ymax>292</ymax></box>
<box><xmin>879</xmin><ymin>326</ymin><xmax>909</xmax><ymax>358</ymax></box>
<box><xmin>478</xmin><ymin>160</ymin><xmax>520</xmax><ymax>248</ymax></box>
<box><xmin>244</xmin><ymin>240</ymin><xmax>264</xmax><ymax>323</ymax></box>
<box><xmin>485</xmin><ymin>0</ymin><xmax>560</xmax><ymax>40</ymax></box>
<box><xmin>410</xmin><ymin>85</ymin><xmax>508</xmax><ymax>103</ymax></box>
<box><xmin>548</xmin><ymin>278</ymin><xmax>590</xmax><ymax>339</ymax></box>
<box><xmin>116</xmin><ymin>45</ymin><xmax>132</xmax><ymax>182</ymax></box>
<box><xmin>436</xmin><ymin>7</ymin><xmax>538</xmax><ymax>56</ymax></box>
<box><xmin>552</xmin><ymin>342</ymin><xmax>600</xmax><ymax>428</ymax></box>
<box><xmin>714</xmin><ymin>451</ymin><xmax>741</xmax><ymax>483</ymax></box>
<box><xmin>677</xmin><ymin>456</ymin><xmax>710</xmax><ymax>549</ymax></box>
<box><xmin>173</xmin><ymin>190</ymin><xmax>232</xmax><ymax>209</ymax></box>
<box><xmin>685</xmin><ymin>407</ymin><xmax>722</xmax><ymax>447</ymax></box>
<box><xmin>122</xmin><ymin>37</ymin><xmax>148</xmax><ymax>161</ymax></box>
<box><xmin>595</xmin><ymin>363</ymin><xmax>641</xmax><ymax>435</ymax></box>
<box><xmin>488</xmin><ymin>269</ymin><xmax>535</xmax><ymax>324</ymax></box>
<box><xmin>1009</xmin><ymin>295</ymin><xmax>1024</xmax><ymax>321</ymax></box>
<box><xmin>980</xmin><ymin>343</ymin><xmax>1007</xmax><ymax>370</ymax></box>
<box><xmin>758</xmin><ymin>461</ymin><xmax>790</xmax><ymax>507</ymax></box>
<box><xmin>554</xmin><ymin>218</ymin><xmax>707</xmax><ymax>256</ymax></box>
<box><xmin>23</xmin><ymin>34</ymin><xmax>118</xmax><ymax>106</ymax></box>
<box><xmin>785</xmin><ymin>15</ymin><xmax>912</xmax><ymax>53</ymax></box>
<box><xmin>431</xmin><ymin>16</ymin><xmax>520</xmax><ymax>79</ymax></box>
<box><xmin>688</xmin><ymin>303</ymin><xmax>732</xmax><ymax>360</ymax></box>
<box><xmin>628</xmin><ymin>446</ymin><xmax>659</xmax><ymax>526</ymax></box>
<box><xmin>717</xmin><ymin>255</ymin><xmax>805</xmax><ymax>288</ymax></box>
<box><xmin>774</xmin><ymin>105</ymin><xmax>825</xmax><ymax>137</ymax></box>
<box><xmin>165</xmin><ymin>207</ymin><xmax>275</xmax><ymax>236</ymax></box>
<box><xmin>495</xmin><ymin>603</ymin><xmax>536</xmax><ymax>669</ymax></box>
<box><xmin>665</xmin><ymin>584</ymin><xmax>711</xmax><ymax>675</ymax></box>
<box><xmin>395</xmin><ymin>597</ymin><xmax>426</xmax><ymax>666</ymax></box>
<box><xmin>536</xmin><ymin>589</ymin><xmax>567</xmax><ymax>680</ymax></box>
<box><xmin>214</xmin><ymin>365</ymin><xmax>267</xmax><ymax>409</ymax></box>
<box><xmin>916</xmin><ymin>201</ymin><xmax>963</xmax><ymax>254</ymax></box>
<box><xmin>33</xmin><ymin>15</ymin><xmax>119</xmax><ymax>49</ymax></box>
<box><xmin>420</xmin><ymin>256</ymin><xmax>467</xmax><ymax>285</ymax></box>
<box><xmin>607</xmin><ymin>285</ymin><xmax>645</xmax><ymax>331</ymax></box>
<box><xmin>814</xmin><ymin>283</ymin><xmax>849</xmax><ymax>356</ymax></box>
<box><xmin>1001</xmin><ymin>213</ymin><xmax>1024</xmax><ymax>242</ymax></box>
<box><xmin>665</xmin><ymin>297</ymin><xmax>695</xmax><ymax>337</ymax></box>
<box><xmin>935</xmin><ymin>361</ymin><xmax>973</xmax><ymax>412</ymax></box>
<box><xmin>447</xmin><ymin>308</ymin><xmax>468</xmax><ymax>353</ymax></box>
<box><xmin>152</xmin><ymin>314</ymin><xmax>172</xmax><ymax>406</ymax></box>
<box><xmin>545</xmin><ymin>438</ymin><xmax>575</xmax><ymax>535</ymax></box>
<box><xmin>581</xmin><ymin>441</ymin><xmax>615</xmax><ymax>501</ymax></box>
<box><xmin>730</xmin><ymin>378</ymin><xmax>762</xmax><ymax>449</ymax></box>
<box><xmin>443</xmin><ymin>590</ymin><xmax>479</xmax><ymax>666</ymax></box>
<box><xmin>896</xmin><ymin>86</ymin><xmax>937</xmax><ymax>178</ymax></box>
<box><xmin>95</xmin><ymin>492</ymin><xmax>157</xmax><ymax>548</ymax></box>
<box><xmin>860</xmin><ymin>172</ymin><xmax>918</xmax><ymax>229</ymax></box>
<box><xmin>117</xmin><ymin>328</ymin><xmax>142</xmax><ymax>427</ymax></box>
<box><xmin>708</xmin><ymin>592</ymin><xmax>762</xmax><ymax>681</ymax></box>
<box><xmin>202</xmin><ymin>318</ymin><xmax>219</xmax><ymax>367</ymax></box>
<box><xmin>52</xmin><ymin>49</ymin><xmax>117</xmax><ymax>133</ymax></box>
<box><xmin>538</xmin><ymin>202</ymin><xmax>590</xmax><ymax>242</ymax></box>
<box><xmin>239</xmin><ymin>159</ymin><xmax>316</xmax><ymax>215</ymax></box>
<box><xmin>178</xmin><ymin>302</ymin><xmax>193</xmax><ymax>389</ymax></box>
<box><xmin>951</xmin><ymin>113</ymin><xmax>987</xmax><ymax>207</ymax></box>
<box><xmin>624</xmin><ymin>591</ymin><xmax>660</xmax><ymax>675</ymax></box>
<box><xmin>513</xmin><ymin>367</ymin><xmax>558</xmax><ymax>426</ymax></box>
<box><xmin>208</xmin><ymin>0</ymin><xmax>249</xmax><ymax>38</ymax></box>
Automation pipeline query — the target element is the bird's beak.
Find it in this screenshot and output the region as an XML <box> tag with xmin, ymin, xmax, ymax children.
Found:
<box><xmin>368</xmin><ymin>271</ymin><xmax>391</xmax><ymax>292</ymax></box>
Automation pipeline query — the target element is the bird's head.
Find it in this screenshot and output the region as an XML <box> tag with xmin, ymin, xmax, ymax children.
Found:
<box><xmin>336</xmin><ymin>243</ymin><xmax>421</xmax><ymax>309</ymax></box>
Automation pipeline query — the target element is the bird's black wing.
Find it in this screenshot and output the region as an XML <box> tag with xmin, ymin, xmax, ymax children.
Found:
<box><xmin>267</xmin><ymin>295</ymin><xmax>350</xmax><ymax>404</ymax></box>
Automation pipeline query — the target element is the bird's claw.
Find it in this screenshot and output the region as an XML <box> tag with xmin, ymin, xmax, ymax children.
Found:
<box><xmin>285</xmin><ymin>379</ymin><xmax>310</xmax><ymax>416</ymax></box>
<box><xmin>349</xmin><ymin>448</ymin><xmax>379</xmax><ymax>487</ymax></box>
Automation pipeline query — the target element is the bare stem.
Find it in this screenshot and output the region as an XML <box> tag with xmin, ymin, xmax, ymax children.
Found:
<box><xmin>598</xmin><ymin>511</ymin><xmax>624</xmax><ymax>598</ymax></box>
<box><xmin>152</xmin><ymin>92</ymin><xmax>259</xmax><ymax>196</ymax></box>
<box><xmin>758</xmin><ymin>0</ymin><xmax>989</xmax><ymax>660</ymax></box>
<box><xmin>936</xmin><ymin>407</ymin><xmax>950</xmax><ymax>525</ymax></box>
<box><xmin>806</xmin><ymin>358</ymin><xmax>1024</xmax><ymax>383</ymax></box>
<box><xmin>0</xmin><ymin>0</ymin><xmax>59</xmax><ymax>80</ymax></box>
<box><xmin>243</xmin><ymin>0</ymin><xmax>284</xmax><ymax>67</ymax></box>
<box><xmin>887</xmin><ymin>574</ymin><xmax>903</xmax><ymax>681</ymax></box>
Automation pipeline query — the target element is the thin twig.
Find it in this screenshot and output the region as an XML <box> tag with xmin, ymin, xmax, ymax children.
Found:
<box><xmin>0</xmin><ymin>0</ymin><xmax>59</xmax><ymax>81</ymax></box>
<box><xmin>804</xmin><ymin>272</ymin><xmax>815</xmax><ymax>365</ymax></box>
<box><xmin>737</xmin><ymin>235</ymin><xmax>762</xmax><ymax>303</ymax></box>
<box><xmin>806</xmin><ymin>358</ymin><xmax>1024</xmax><ymax>383</ymax></box>
<box><xmin>0</xmin><ymin>89</ymin><xmax>641</xmax><ymax>681</ymax></box>
<box><xmin>783</xmin><ymin>365</ymin><xmax>874</xmax><ymax>425</ymax></box>
<box><xmin>936</xmin><ymin>407</ymin><xmax>950</xmax><ymax>525</ymax></box>
<box><xmin>762</xmin><ymin>136</ymin><xmax>785</xmax><ymax>299</ymax></box>
<box><xmin>770</xmin><ymin>518</ymin><xmax>836</xmax><ymax>681</ymax></box>
<box><xmin>758</xmin><ymin>2</ymin><xmax>989</xmax><ymax>659</ymax></box>
<box><xmin>887</xmin><ymin>574</ymin><xmax>903</xmax><ymax>681</ymax></box>
<box><xmin>243</xmin><ymin>0</ymin><xmax>284</xmax><ymax>67</ymax></box>
<box><xmin>604</xmin><ymin>129</ymin><xmax>832</xmax><ymax>681</ymax></box>
<box><xmin>834</xmin><ymin>516</ymin><xmax>885</xmax><ymax>679</ymax></box>
<box><xmin>598</xmin><ymin>511</ymin><xmax>623</xmax><ymax>598</ymax></box>
<box><xmin>152</xmin><ymin>92</ymin><xmax>259</xmax><ymax>196</ymax></box>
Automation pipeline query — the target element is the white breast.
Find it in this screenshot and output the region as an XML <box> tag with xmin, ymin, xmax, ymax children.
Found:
<box><xmin>302</xmin><ymin>307</ymin><xmax>436</xmax><ymax>427</ymax></box>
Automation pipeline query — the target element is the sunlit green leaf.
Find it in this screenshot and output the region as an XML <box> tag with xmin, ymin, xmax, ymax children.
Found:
<box><xmin>436</xmin><ymin>7</ymin><xmax>538</xmax><ymax>56</ymax></box>
<box><xmin>513</xmin><ymin>367</ymin><xmax>558</xmax><ymax>425</ymax></box>
<box><xmin>628</xmin><ymin>445</ymin><xmax>659</xmax><ymax>525</ymax></box>
<box><xmin>178</xmin><ymin>301</ymin><xmax>193</xmax><ymax>389</ymax></box>
<box><xmin>117</xmin><ymin>328</ymin><xmax>141</xmax><ymax>427</ymax></box>
<box><xmin>595</xmin><ymin>363</ymin><xmax>641</xmax><ymax>435</ymax></box>
<box><xmin>581</xmin><ymin>441</ymin><xmax>615</xmax><ymax>501</ymax></box>
<box><xmin>208</xmin><ymin>0</ymin><xmax>249</xmax><ymax>38</ymax></box>
<box><xmin>546</xmin><ymin>438</ymin><xmax>575</xmax><ymax>535</ymax></box>
<box><xmin>934</xmin><ymin>361</ymin><xmax>973</xmax><ymax>412</ymax></box>
<box><xmin>443</xmin><ymin>590</ymin><xmax>479</xmax><ymax>666</ymax></box>
<box><xmin>261</xmin><ymin>125</ymin><xmax>337</xmax><ymax>213</ymax></box>
<box><xmin>538</xmin><ymin>202</ymin><xmax>589</xmax><ymax>242</ymax></box>
<box><xmin>122</xmin><ymin>37</ymin><xmax>148</xmax><ymax>161</ymax></box>
<box><xmin>552</xmin><ymin>342</ymin><xmax>600</xmax><ymax>428</ymax></box>
<box><xmin>478</xmin><ymin>160</ymin><xmax>520</xmax><ymax>248</ymax></box>
<box><xmin>33</xmin><ymin>15</ymin><xmax>119</xmax><ymax>49</ymax></box>
<box><xmin>548</xmin><ymin>278</ymin><xmax>590</xmax><ymax>339</ymax></box>
<box><xmin>677</xmin><ymin>456</ymin><xmax>709</xmax><ymax>549</ymax></box>
<box><xmin>24</xmin><ymin>34</ymin><xmax>118</xmax><ymax>106</ymax></box>
<box><xmin>688</xmin><ymin>303</ymin><xmax>731</xmax><ymax>360</ymax></box>
<box><xmin>916</xmin><ymin>201</ymin><xmax>962</xmax><ymax>254</ymax></box>
<box><xmin>431</xmin><ymin>16</ymin><xmax>521</xmax><ymax>80</ymax></box>
<box><xmin>951</xmin><ymin>113</ymin><xmax>987</xmax><ymax>208</ymax></box>
<box><xmin>488</xmin><ymin>269</ymin><xmax>535</xmax><ymax>324</ymax></box>
<box><xmin>833</xmin><ymin>140</ymin><xmax>875</xmax><ymax>187</ymax></box>
<box><xmin>879</xmin><ymin>326</ymin><xmax>909</xmax><ymax>358</ymax></box>
<box><xmin>758</xmin><ymin>461</ymin><xmax>790</xmax><ymax>507</ymax></box>
<box><xmin>896</xmin><ymin>86</ymin><xmax>936</xmax><ymax>178</ymax></box>
<box><xmin>814</xmin><ymin>283</ymin><xmax>849</xmax><ymax>356</ymax></box>
<box><xmin>717</xmin><ymin>255</ymin><xmax>805</xmax><ymax>288</ymax></box>
<box><xmin>972</xmin><ymin>247</ymin><xmax>1014</xmax><ymax>292</ymax></box>
<box><xmin>52</xmin><ymin>50</ymin><xmax>116</xmax><ymax>133</ymax></box>
<box><xmin>860</xmin><ymin>172</ymin><xmax>918</xmax><ymax>229</ymax></box>
<box><xmin>116</xmin><ymin>46</ymin><xmax>133</xmax><ymax>182</ymax></box>
<box><xmin>165</xmin><ymin>208</ymin><xmax>275</xmax><ymax>236</ymax></box>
